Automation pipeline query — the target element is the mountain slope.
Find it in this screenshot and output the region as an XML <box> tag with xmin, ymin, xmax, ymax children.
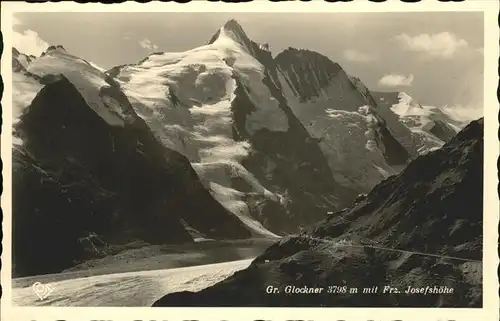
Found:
<box><xmin>12</xmin><ymin>46</ymin><xmax>252</xmax><ymax>277</ymax></box>
<box><xmin>153</xmin><ymin>118</ymin><xmax>483</xmax><ymax>308</ymax></box>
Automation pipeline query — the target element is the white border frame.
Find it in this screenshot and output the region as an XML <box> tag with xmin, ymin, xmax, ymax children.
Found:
<box><xmin>1</xmin><ymin>1</ymin><xmax>498</xmax><ymax>320</ymax></box>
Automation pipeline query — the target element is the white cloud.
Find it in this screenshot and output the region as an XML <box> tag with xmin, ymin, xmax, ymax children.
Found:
<box><xmin>394</xmin><ymin>32</ymin><xmax>469</xmax><ymax>59</ymax></box>
<box><xmin>343</xmin><ymin>49</ymin><xmax>374</xmax><ymax>63</ymax></box>
<box><xmin>441</xmin><ymin>105</ymin><xmax>483</xmax><ymax>124</ymax></box>
<box><xmin>12</xmin><ymin>15</ymin><xmax>49</xmax><ymax>57</ymax></box>
<box><xmin>378</xmin><ymin>73</ymin><xmax>414</xmax><ymax>87</ymax></box>
<box><xmin>139</xmin><ymin>38</ymin><xmax>159</xmax><ymax>51</ymax></box>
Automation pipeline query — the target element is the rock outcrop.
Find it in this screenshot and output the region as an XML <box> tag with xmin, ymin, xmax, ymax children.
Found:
<box><xmin>153</xmin><ymin>118</ymin><xmax>483</xmax><ymax>308</ymax></box>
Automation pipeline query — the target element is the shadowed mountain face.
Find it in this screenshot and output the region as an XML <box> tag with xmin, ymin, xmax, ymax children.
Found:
<box><xmin>153</xmin><ymin>118</ymin><xmax>483</xmax><ymax>308</ymax></box>
<box><xmin>12</xmin><ymin>75</ymin><xmax>251</xmax><ymax>277</ymax></box>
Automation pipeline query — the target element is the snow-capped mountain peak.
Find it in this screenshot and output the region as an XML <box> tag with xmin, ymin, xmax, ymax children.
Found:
<box><xmin>273</xmin><ymin>47</ymin><xmax>433</xmax><ymax>190</ymax></box>
<box><xmin>208</xmin><ymin>19</ymin><xmax>269</xmax><ymax>58</ymax></box>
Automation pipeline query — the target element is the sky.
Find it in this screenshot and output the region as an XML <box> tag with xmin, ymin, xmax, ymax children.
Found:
<box><xmin>12</xmin><ymin>12</ymin><xmax>484</xmax><ymax>121</ymax></box>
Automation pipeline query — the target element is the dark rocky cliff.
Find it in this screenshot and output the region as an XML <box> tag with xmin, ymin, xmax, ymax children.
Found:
<box><xmin>153</xmin><ymin>118</ymin><xmax>483</xmax><ymax>307</ymax></box>
<box><xmin>12</xmin><ymin>75</ymin><xmax>251</xmax><ymax>277</ymax></box>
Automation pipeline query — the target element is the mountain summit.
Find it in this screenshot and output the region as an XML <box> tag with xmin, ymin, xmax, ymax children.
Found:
<box><xmin>208</xmin><ymin>19</ymin><xmax>253</xmax><ymax>49</ymax></box>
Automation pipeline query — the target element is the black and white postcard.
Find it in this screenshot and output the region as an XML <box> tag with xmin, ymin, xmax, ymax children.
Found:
<box><xmin>1</xmin><ymin>1</ymin><xmax>498</xmax><ymax>321</ymax></box>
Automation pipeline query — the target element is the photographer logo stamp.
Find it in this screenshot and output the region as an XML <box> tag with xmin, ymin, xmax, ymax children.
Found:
<box><xmin>32</xmin><ymin>282</ymin><xmax>55</xmax><ymax>301</ymax></box>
